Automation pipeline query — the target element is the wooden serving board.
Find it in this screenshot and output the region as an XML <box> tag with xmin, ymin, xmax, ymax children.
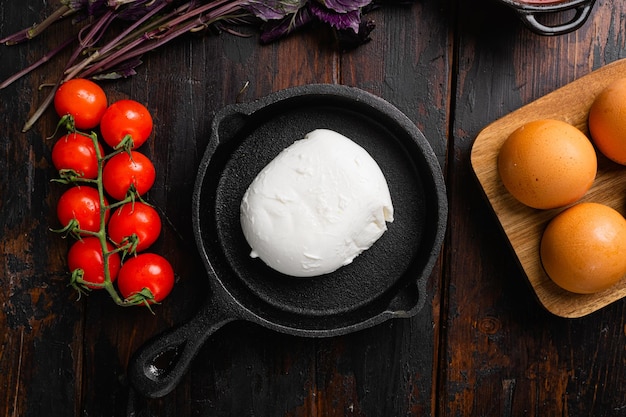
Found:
<box><xmin>471</xmin><ymin>58</ymin><xmax>626</xmax><ymax>318</ymax></box>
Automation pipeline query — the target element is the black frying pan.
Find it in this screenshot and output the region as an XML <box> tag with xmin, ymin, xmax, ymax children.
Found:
<box><xmin>128</xmin><ymin>84</ymin><xmax>448</xmax><ymax>398</ymax></box>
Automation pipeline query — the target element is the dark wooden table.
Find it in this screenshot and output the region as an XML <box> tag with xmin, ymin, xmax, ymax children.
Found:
<box><xmin>2</xmin><ymin>0</ymin><xmax>626</xmax><ymax>416</ymax></box>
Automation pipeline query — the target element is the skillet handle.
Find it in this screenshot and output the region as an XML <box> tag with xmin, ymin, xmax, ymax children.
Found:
<box><xmin>518</xmin><ymin>0</ymin><xmax>595</xmax><ymax>36</ymax></box>
<box><xmin>128</xmin><ymin>301</ymin><xmax>236</xmax><ymax>398</ymax></box>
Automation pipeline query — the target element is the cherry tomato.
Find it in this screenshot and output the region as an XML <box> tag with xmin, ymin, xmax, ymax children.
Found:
<box><xmin>117</xmin><ymin>253</ymin><xmax>174</xmax><ymax>303</ymax></box>
<box><xmin>100</xmin><ymin>99</ymin><xmax>153</xmax><ymax>149</ymax></box>
<box><xmin>54</xmin><ymin>79</ymin><xmax>108</xmax><ymax>130</ymax></box>
<box><xmin>102</xmin><ymin>151</ymin><xmax>156</xmax><ymax>200</ymax></box>
<box><xmin>67</xmin><ymin>237</ymin><xmax>120</xmax><ymax>289</ymax></box>
<box><xmin>108</xmin><ymin>202</ymin><xmax>162</xmax><ymax>253</ymax></box>
<box><xmin>52</xmin><ymin>132</ymin><xmax>104</xmax><ymax>179</ymax></box>
<box><xmin>57</xmin><ymin>186</ymin><xmax>108</xmax><ymax>234</ymax></box>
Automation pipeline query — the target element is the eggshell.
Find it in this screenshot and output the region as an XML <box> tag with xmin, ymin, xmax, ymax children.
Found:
<box><xmin>497</xmin><ymin>119</ymin><xmax>597</xmax><ymax>209</ymax></box>
<box><xmin>540</xmin><ymin>202</ymin><xmax>626</xmax><ymax>294</ymax></box>
<box><xmin>589</xmin><ymin>77</ymin><xmax>626</xmax><ymax>165</ymax></box>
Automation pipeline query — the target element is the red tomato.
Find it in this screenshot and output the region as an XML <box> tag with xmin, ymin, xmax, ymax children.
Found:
<box><xmin>67</xmin><ymin>237</ymin><xmax>120</xmax><ymax>289</ymax></box>
<box><xmin>54</xmin><ymin>79</ymin><xmax>108</xmax><ymax>130</ymax></box>
<box><xmin>57</xmin><ymin>186</ymin><xmax>108</xmax><ymax>234</ymax></box>
<box><xmin>100</xmin><ymin>99</ymin><xmax>153</xmax><ymax>149</ymax></box>
<box><xmin>102</xmin><ymin>151</ymin><xmax>156</xmax><ymax>200</ymax></box>
<box><xmin>52</xmin><ymin>132</ymin><xmax>104</xmax><ymax>179</ymax></box>
<box><xmin>117</xmin><ymin>253</ymin><xmax>174</xmax><ymax>303</ymax></box>
<box><xmin>108</xmin><ymin>202</ymin><xmax>162</xmax><ymax>252</ymax></box>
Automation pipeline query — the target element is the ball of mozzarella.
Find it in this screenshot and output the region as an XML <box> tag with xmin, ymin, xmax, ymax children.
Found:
<box><xmin>240</xmin><ymin>129</ymin><xmax>394</xmax><ymax>277</ymax></box>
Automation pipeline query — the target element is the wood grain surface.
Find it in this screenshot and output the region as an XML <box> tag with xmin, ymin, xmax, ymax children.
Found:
<box><xmin>1</xmin><ymin>0</ymin><xmax>626</xmax><ymax>416</ymax></box>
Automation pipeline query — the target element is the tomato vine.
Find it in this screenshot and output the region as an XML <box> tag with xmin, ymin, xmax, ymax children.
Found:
<box><xmin>51</xmin><ymin>82</ymin><xmax>175</xmax><ymax>310</ymax></box>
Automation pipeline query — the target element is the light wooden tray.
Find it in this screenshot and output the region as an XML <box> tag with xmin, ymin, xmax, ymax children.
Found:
<box><xmin>471</xmin><ymin>58</ymin><xmax>626</xmax><ymax>318</ymax></box>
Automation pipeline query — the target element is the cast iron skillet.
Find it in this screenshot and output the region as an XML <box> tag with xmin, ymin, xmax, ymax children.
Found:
<box><xmin>128</xmin><ymin>84</ymin><xmax>448</xmax><ymax>398</ymax></box>
<box><xmin>499</xmin><ymin>0</ymin><xmax>596</xmax><ymax>35</ymax></box>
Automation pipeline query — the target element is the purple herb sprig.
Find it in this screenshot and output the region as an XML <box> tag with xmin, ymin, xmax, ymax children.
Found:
<box><xmin>1</xmin><ymin>0</ymin><xmax>410</xmax><ymax>131</ymax></box>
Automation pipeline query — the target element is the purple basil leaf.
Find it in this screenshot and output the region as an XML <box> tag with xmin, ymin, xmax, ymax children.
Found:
<box><xmin>246</xmin><ymin>0</ymin><xmax>307</xmax><ymax>21</ymax></box>
<box><xmin>66</xmin><ymin>0</ymin><xmax>89</xmax><ymax>11</ymax></box>
<box><xmin>90</xmin><ymin>0</ymin><xmax>112</xmax><ymax>14</ymax></box>
<box><xmin>115</xmin><ymin>0</ymin><xmax>167</xmax><ymax>21</ymax></box>
<box><xmin>335</xmin><ymin>19</ymin><xmax>375</xmax><ymax>50</ymax></box>
<box><xmin>309</xmin><ymin>1</ymin><xmax>362</xmax><ymax>32</ymax></box>
<box><xmin>315</xmin><ymin>0</ymin><xmax>372</xmax><ymax>13</ymax></box>
<box><xmin>91</xmin><ymin>57</ymin><xmax>143</xmax><ymax>80</ymax></box>
<box><xmin>259</xmin><ymin>6</ymin><xmax>314</xmax><ymax>43</ymax></box>
<box><xmin>67</xmin><ymin>0</ymin><xmax>109</xmax><ymax>21</ymax></box>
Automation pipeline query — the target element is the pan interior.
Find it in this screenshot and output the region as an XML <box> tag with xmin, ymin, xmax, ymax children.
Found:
<box><xmin>196</xmin><ymin>90</ymin><xmax>441</xmax><ymax>327</ymax></box>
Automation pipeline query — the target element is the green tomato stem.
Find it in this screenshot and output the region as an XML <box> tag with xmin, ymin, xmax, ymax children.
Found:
<box><xmin>88</xmin><ymin>131</ymin><xmax>137</xmax><ymax>307</ymax></box>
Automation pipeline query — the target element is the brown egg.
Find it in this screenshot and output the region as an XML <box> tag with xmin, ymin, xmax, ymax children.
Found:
<box><xmin>497</xmin><ymin>119</ymin><xmax>597</xmax><ymax>209</ymax></box>
<box><xmin>540</xmin><ymin>202</ymin><xmax>626</xmax><ymax>294</ymax></box>
<box><xmin>588</xmin><ymin>77</ymin><xmax>626</xmax><ymax>164</ymax></box>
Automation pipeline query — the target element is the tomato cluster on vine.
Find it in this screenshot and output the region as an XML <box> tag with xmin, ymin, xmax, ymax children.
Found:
<box><xmin>51</xmin><ymin>78</ymin><xmax>174</xmax><ymax>309</ymax></box>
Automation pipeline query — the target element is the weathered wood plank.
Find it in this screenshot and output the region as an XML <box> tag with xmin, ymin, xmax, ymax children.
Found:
<box><xmin>444</xmin><ymin>0</ymin><xmax>626</xmax><ymax>415</ymax></box>
<box><xmin>1</xmin><ymin>3</ymin><xmax>87</xmax><ymax>417</ymax></box>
